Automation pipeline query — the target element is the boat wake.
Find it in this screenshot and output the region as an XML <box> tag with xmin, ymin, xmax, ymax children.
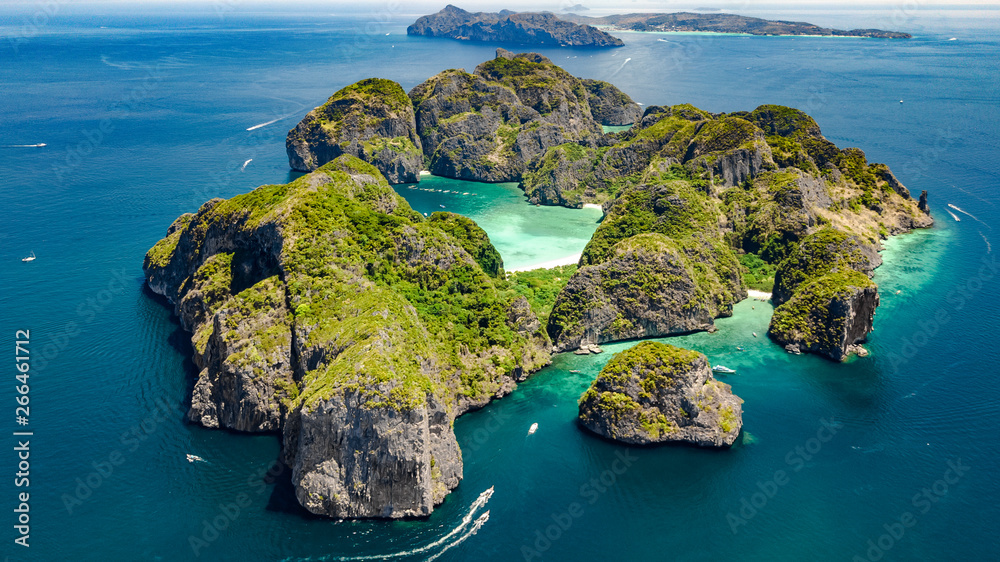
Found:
<box><xmin>2</xmin><ymin>144</ymin><xmax>46</xmax><ymax>148</ymax></box>
<box><xmin>241</xmin><ymin>158</ymin><xmax>253</xmax><ymax>171</ymax></box>
<box><xmin>980</xmin><ymin>231</ymin><xmax>991</xmax><ymax>254</ymax></box>
<box><xmin>948</xmin><ymin>203</ymin><xmax>990</xmax><ymax>229</ymax></box>
<box><xmin>946</xmin><ymin>209</ymin><xmax>961</xmax><ymax>222</ymax></box>
<box><xmin>328</xmin><ymin>486</ymin><xmax>494</xmax><ymax>561</ymax></box>
<box><xmin>424</xmin><ymin>512</ymin><xmax>490</xmax><ymax>562</ymax></box>
<box><xmin>247</xmin><ymin>117</ymin><xmax>282</xmax><ymax>131</ymax></box>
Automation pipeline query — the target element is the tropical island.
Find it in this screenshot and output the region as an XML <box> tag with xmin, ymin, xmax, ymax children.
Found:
<box><xmin>560</xmin><ymin>11</ymin><xmax>912</xmax><ymax>39</ymax></box>
<box><xmin>144</xmin><ymin>48</ymin><xmax>931</xmax><ymax>520</ymax></box>
<box><xmin>407</xmin><ymin>5</ymin><xmax>623</xmax><ymax>47</ymax></box>
<box><xmin>408</xmin><ymin>6</ymin><xmax>911</xmax><ymax>46</ymax></box>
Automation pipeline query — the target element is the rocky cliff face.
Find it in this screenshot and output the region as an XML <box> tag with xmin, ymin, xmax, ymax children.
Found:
<box><xmin>582</xmin><ymin>79</ymin><xmax>642</xmax><ymax>125</ymax></box>
<box><xmin>286</xmin><ymin>78</ymin><xmax>423</xmax><ymax>183</ymax></box>
<box><xmin>547</xmin><ymin>169</ymin><xmax>745</xmax><ymax>352</ymax></box>
<box><xmin>771</xmin><ymin>228</ymin><xmax>881</xmax><ymax>307</ymax></box>
<box><xmin>768</xmin><ymin>270</ymin><xmax>879</xmax><ymax>361</ymax></box>
<box><xmin>408</xmin><ymin>49</ymin><xmax>635</xmax><ymax>183</ymax></box>
<box><xmin>144</xmin><ymin>155</ymin><xmax>550</xmax><ymax>519</ymax></box>
<box><xmin>578</xmin><ymin>341</ymin><xmax>743</xmax><ymax>447</ymax></box>
<box><xmin>522</xmin><ymin>105</ymin><xmax>773</xmax><ymax>207</ymax></box>
<box><xmin>539</xmin><ymin>100</ymin><xmax>931</xmax><ymax>358</ymax></box>
<box><xmin>407</xmin><ymin>5</ymin><xmax>624</xmax><ymax>47</ymax></box>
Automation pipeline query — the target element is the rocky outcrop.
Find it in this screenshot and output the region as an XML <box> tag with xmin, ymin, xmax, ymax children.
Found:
<box><xmin>546</xmin><ymin>169</ymin><xmax>745</xmax><ymax>352</ymax></box>
<box><xmin>144</xmin><ymin>156</ymin><xmax>550</xmax><ymax>519</ymax></box>
<box><xmin>768</xmin><ymin>270</ymin><xmax>879</xmax><ymax>361</ymax></box>
<box><xmin>582</xmin><ymin>79</ymin><xmax>642</xmax><ymax>125</ymax></box>
<box><xmin>578</xmin><ymin>341</ymin><xmax>743</xmax><ymax>447</ymax></box>
<box><xmin>548</xmin><ymin>233</ymin><xmax>744</xmax><ymax>352</ymax></box>
<box><xmin>408</xmin><ymin>49</ymin><xmax>628</xmax><ymax>182</ymax></box>
<box><xmin>407</xmin><ymin>5</ymin><xmax>624</xmax><ymax>47</ymax></box>
<box><xmin>771</xmin><ymin>228</ymin><xmax>881</xmax><ymax>307</ymax></box>
<box><xmin>286</xmin><ymin>78</ymin><xmax>423</xmax><ymax>183</ymax></box>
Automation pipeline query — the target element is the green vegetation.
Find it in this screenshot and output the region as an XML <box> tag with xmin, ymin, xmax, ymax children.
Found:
<box><xmin>145</xmin><ymin>155</ymin><xmax>549</xmax><ymax>415</ymax></box>
<box><xmin>772</xmin><ymin>227</ymin><xmax>871</xmax><ymax>302</ymax></box>
<box><xmin>506</xmin><ymin>265</ymin><xmax>577</xmax><ymax>326</ymax></box>
<box><xmin>769</xmin><ymin>269</ymin><xmax>875</xmax><ymax>348</ymax></box>
<box><xmin>739</xmin><ymin>253</ymin><xmax>777</xmax><ymax>292</ymax></box>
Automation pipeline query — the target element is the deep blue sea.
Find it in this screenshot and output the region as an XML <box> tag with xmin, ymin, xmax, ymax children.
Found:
<box><xmin>1</xmin><ymin>4</ymin><xmax>999</xmax><ymax>561</ymax></box>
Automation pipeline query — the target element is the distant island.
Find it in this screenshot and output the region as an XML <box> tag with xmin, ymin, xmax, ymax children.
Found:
<box><xmin>406</xmin><ymin>5</ymin><xmax>623</xmax><ymax>47</ymax></box>
<box><xmin>560</xmin><ymin>11</ymin><xmax>912</xmax><ymax>39</ymax></box>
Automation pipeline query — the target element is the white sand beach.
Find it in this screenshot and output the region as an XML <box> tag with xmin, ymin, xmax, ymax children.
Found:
<box><xmin>508</xmin><ymin>253</ymin><xmax>581</xmax><ymax>273</ymax></box>
<box><xmin>747</xmin><ymin>289</ymin><xmax>772</xmax><ymax>300</ymax></box>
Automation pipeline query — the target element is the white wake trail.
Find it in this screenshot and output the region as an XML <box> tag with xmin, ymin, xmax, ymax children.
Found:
<box><xmin>247</xmin><ymin>118</ymin><xmax>281</xmax><ymax>131</ymax></box>
<box><xmin>2</xmin><ymin>144</ymin><xmax>46</xmax><ymax>148</ymax></box>
<box><xmin>330</xmin><ymin>487</ymin><xmax>493</xmax><ymax>561</ymax></box>
<box><xmin>946</xmin><ymin>210</ymin><xmax>961</xmax><ymax>222</ymax></box>
<box><xmin>948</xmin><ymin>203</ymin><xmax>978</xmax><ymax>221</ymax></box>
<box><xmin>948</xmin><ymin>203</ymin><xmax>990</xmax><ymax>230</ymax></box>
<box><xmin>424</xmin><ymin>511</ymin><xmax>490</xmax><ymax>562</ymax></box>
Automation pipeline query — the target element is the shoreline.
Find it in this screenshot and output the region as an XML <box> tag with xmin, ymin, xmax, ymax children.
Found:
<box><xmin>607</xmin><ymin>29</ymin><xmax>872</xmax><ymax>39</ymax></box>
<box><xmin>508</xmin><ymin>253</ymin><xmax>581</xmax><ymax>273</ymax></box>
<box><xmin>747</xmin><ymin>289</ymin><xmax>772</xmax><ymax>300</ymax></box>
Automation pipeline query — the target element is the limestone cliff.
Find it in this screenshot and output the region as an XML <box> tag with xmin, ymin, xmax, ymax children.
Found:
<box><xmin>547</xmin><ymin>162</ymin><xmax>745</xmax><ymax>352</ymax></box>
<box><xmin>578</xmin><ymin>341</ymin><xmax>743</xmax><ymax>447</ymax></box>
<box><xmin>407</xmin><ymin>5</ymin><xmax>624</xmax><ymax>47</ymax></box>
<box><xmin>144</xmin><ymin>156</ymin><xmax>550</xmax><ymax>518</ymax></box>
<box><xmin>768</xmin><ymin>270</ymin><xmax>879</xmax><ymax>361</ymax></box>
<box><xmin>541</xmin><ymin>101</ymin><xmax>931</xmax><ymax>357</ymax></box>
<box><xmin>408</xmin><ymin>49</ymin><xmax>637</xmax><ymax>182</ymax></box>
<box><xmin>286</xmin><ymin>78</ymin><xmax>423</xmax><ymax>183</ymax></box>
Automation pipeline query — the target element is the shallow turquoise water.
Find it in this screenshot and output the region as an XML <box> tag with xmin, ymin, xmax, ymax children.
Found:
<box><xmin>0</xmin><ymin>6</ymin><xmax>998</xmax><ymax>561</ymax></box>
<box><xmin>394</xmin><ymin>175</ymin><xmax>603</xmax><ymax>271</ymax></box>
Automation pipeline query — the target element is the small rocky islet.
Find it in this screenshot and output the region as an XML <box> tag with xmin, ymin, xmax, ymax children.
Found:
<box><xmin>578</xmin><ymin>341</ymin><xmax>743</xmax><ymax>448</ymax></box>
<box><xmin>144</xmin><ymin>48</ymin><xmax>931</xmax><ymax>519</ymax></box>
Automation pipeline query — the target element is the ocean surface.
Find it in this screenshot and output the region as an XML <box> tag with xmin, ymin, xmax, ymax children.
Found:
<box><xmin>1</xmin><ymin>5</ymin><xmax>998</xmax><ymax>561</ymax></box>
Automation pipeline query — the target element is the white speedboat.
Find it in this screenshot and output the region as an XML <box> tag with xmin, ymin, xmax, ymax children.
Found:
<box><xmin>186</xmin><ymin>454</ymin><xmax>205</xmax><ymax>463</ymax></box>
<box><xmin>527</xmin><ymin>422</ymin><xmax>538</xmax><ymax>435</ymax></box>
<box><xmin>21</xmin><ymin>252</ymin><xmax>36</xmax><ymax>262</ymax></box>
<box><xmin>712</xmin><ymin>365</ymin><xmax>737</xmax><ymax>375</ymax></box>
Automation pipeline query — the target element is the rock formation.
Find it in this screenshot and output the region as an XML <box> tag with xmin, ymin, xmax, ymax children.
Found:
<box><xmin>578</xmin><ymin>341</ymin><xmax>743</xmax><ymax>447</ymax></box>
<box><xmin>768</xmin><ymin>270</ymin><xmax>879</xmax><ymax>361</ymax></box>
<box><xmin>407</xmin><ymin>5</ymin><xmax>624</xmax><ymax>47</ymax></box>
<box><xmin>538</xmin><ymin>101</ymin><xmax>931</xmax><ymax>360</ymax></box>
<box><xmin>559</xmin><ymin>11</ymin><xmax>911</xmax><ymax>39</ymax></box>
<box><xmin>144</xmin><ymin>156</ymin><xmax>550</xmax><ymax>519</ymax></box>
<box><xmin>286</xmin><ymin>78</ymin><xmax>423</xmax><ymax>183</ymax></box>
<box><xmin>408</xmin><ymin>49</ymin><xmax>638</xmax><ymax>183</ymax></box>
<box><xmin>546</xmin><ymin>165</ymin><xmax>746</xmax><ymax>352</ymax></box>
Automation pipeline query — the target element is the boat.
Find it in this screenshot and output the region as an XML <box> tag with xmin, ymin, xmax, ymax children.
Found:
<box><xmin>527</xmin><ymin>422</ymin><xmax>538</xmax><ymax>435</ymax></box>
<box><xmin>569</xmin><ymin>369</ymin><xmax>581</xmax><ymax>373</ymax></box>
<box><xmin>712</xmin><ymin>365</ymin><xmax>737</xmax><ymax>375</ymax></box>
<box><xmin>752</xmin><ymin>332</ymin><xmax>757</xmax><ymax>338</ymax></box>
<box><xmin>21</xmin><ymin>251</ymin><xmax>36</xmax><ymax>262</ymax></box>
<box><xmin>186</xmin><ymin>454</ymin><xmax>205</xmax><ymax>463</ymax></box>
